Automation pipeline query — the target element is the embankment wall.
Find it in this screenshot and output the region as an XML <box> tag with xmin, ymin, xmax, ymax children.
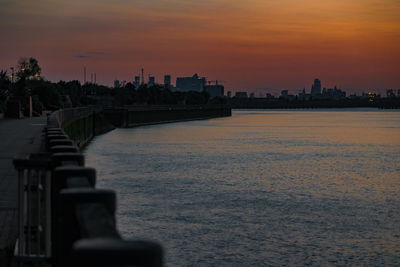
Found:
<box><xmin>103</xmin><ymin>105</ymin><xmax>232</xmax><ymax>128</ymax></box>
<box><xmin>49</xmin><ymin>107</ymin><xmax>115</xmax><ymax>149</ymax></box>
<box><xmin>49</xmin><ymin>105</ymin><xmax>232</xmax><ymax>147</ymax></box>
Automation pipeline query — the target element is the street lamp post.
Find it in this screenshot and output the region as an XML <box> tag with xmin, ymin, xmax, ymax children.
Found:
<box><xmin>10</xmin><ymin>67</ymin><xmax>14</xmax><ymax>83</ymax></box>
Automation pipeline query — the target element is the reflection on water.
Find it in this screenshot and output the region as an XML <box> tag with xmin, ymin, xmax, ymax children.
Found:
<box><xmin>85</xmin><ymin>109</ymin><xmax>400</xmax><ymax>266</ymax></box>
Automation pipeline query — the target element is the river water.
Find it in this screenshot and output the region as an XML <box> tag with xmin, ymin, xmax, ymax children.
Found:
<box><xmin>85</xmin><ymin>109</ymin><xmax>400</xmax><ymax>266</ymax></box>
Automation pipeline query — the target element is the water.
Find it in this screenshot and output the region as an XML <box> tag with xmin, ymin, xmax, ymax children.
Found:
<box><xmin>85</xmin><ymin>109</ymin><xmax>400</xmax><ymax>266</ymax></box>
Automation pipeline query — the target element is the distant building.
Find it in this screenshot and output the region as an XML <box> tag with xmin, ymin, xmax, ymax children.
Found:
<box><xmin>204</xmin><ymin>84</ymin><xmax>224</xmax><ymax>98</ymax></box>
<box><xmin>363</xmin><ymin>92</ymin><xmax>380</xmax><ymax>102</ymax></box>
<box><xmin>227</xmin><ymin>91</ymin><xmax>232</xmax><ymax>98</ymax></box>
<box><xmin>249</xmin><ymin>92</ymin><xmax>255</xmax><ymax>98</ymax></box>
<box><xmin>235</xmin><ymin>92</ymin><xmax>248</xmax><ymax>98</ymax></box>
<box><xmin>266</xmin><ymin>93</ymin><xmax>274</xmax><ymax>99</ymax></box>
<box><xmin>164</xmin><ymin>75</ymin><xmax>171</xmax><ymax>89</ymax></box>
<box><xmin>349</xmin><ymin>93</ymin><xmax>359</xmax><ymax>99</ymax></box>
<box><xmin>148</xmin><ymin>76</ymin><xmax>155</xmax><ymax>87</ymax></box>
<box><xmin>114</xmin><ymin>80</ymin><xmax>120</xmax><ymax>88</ymax></box>
<box><xmin>134</xmin><ymin>76</ymin><xmax>140</xmax><ymax>88</ymax></box>
<box><xmin>298</xmin><ymin>88</ymin><xmax>310</xmax><ymax>101</ymax></box>
<box><xmin>323</xmin><ymin>86</ymin><xmax>346</xmax><ymax>99</ymax></box>
<box><xmin>311</xmin><ymin>78</ymin><xmax>321</xmax><ymax>96</ymax></box>
<box><xmin>176</xmin><ymin>73</ymin><xmax>206</xmax><ymax>92</ymax></box>
<box><xmin>387</xmin><ymin>89</ymin><xmax>396</xmax><ymax>98</ymax></box>
<box><xmin>280</xmin><ymin>90</ymin><xmax>295</xmax><ymax>101</ymax></box>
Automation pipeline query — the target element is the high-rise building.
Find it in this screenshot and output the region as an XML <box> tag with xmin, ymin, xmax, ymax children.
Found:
<box><xmin>164</xmin><ymin>75</ymin><xmax>171</xmax><ymax>88</ymax></box>
<box><xmin>114</xmin><ymin>80</ymin><xmax>120</xmax><ymax>88</ymax></box>
<box><xmin>227</xmin><ymin>91</ymin><xmax>232</xmax><ymax>98</ymax></box>
<box><xmin>204</xmin><ymin>84</ymin><xmax>224</xmax><ymax>98</ymax></box>
<box><xmin>386</xmin><ymin>89</ymin><xmax>396</xmax><ymax>98</ymax></box>
<box><xmin>148</xmin><ymin>76</ymin><xmax>155</xmax><ymax>86</ymax></box>
<box><xmin>134</xmin><ymin>76</ymin><xmax>140</xmax><ymax>88</ymax></box>
<box><xmin>311</xmin><ymin>78</ymin><xmax>321</xmax><ymax>96</ymax></box>
<box><xmin>176</xmin><ymin>73</ymin><xmax>206</xmax><ymax>92</ymax></box>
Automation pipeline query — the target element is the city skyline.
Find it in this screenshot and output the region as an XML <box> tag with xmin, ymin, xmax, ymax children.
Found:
<box><xmin>1</xmin><ymin>0</ymin><xmax>399</xmax><ymax>91</ymax></box>
<box><xmin>109</xmin><ymin>73</ymin><xmax>397</xmax><ymax>96</ymax></box>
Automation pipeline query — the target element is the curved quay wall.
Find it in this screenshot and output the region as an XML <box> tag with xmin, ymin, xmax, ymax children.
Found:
<box><xmin>103</xmin><ymin>105</ymin><xmax>232</xmax><ymax>128</ymax></box>
<box><xmin>49</xmin><ymin>107</ymin><xmax>115</xmax><ymax>149</ymax></box>
<box><xmin>51</xmin><ymin>105</ymin><xmax>231</xmax><ymax>147</ymax></box>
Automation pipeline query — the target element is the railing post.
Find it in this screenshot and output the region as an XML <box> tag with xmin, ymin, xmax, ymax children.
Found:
<box><xmin>37</xmin><ymin>169</ymin><xmax>41</xmax><ymax>255</ymax></box>
<box><xmin>45</xmin><ymin>170</ymin><xmax>52</xmax><ymax>257</ymax></box>
<box><xmin>27</xmin><ymin>169</ymin><xmax>31</xmax><ymax>255</ymax></box>
<box><xmin>17</xmin><ymin>167</ymin><xmax>25</xmax><ymax>256</ymax></box>
<box><xmin>14</xmin><ymin>155</ymin><xmax>53</xmax><ymax>263</ymax></box>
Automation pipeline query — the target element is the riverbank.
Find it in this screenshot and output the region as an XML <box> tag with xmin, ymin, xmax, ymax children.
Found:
<box><xmin>228</xmin><ymin>97</ymin><xmax>400</xmax><ymax>109</ymax></box>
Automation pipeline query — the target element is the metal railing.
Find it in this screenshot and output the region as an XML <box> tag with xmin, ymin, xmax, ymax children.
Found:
<box><xmin>48</xmin><ymin>107</ymin><xmax>96</xmax><ymax>128</ymax></box>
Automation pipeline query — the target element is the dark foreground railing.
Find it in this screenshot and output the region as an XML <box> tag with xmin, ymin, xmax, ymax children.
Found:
<box><xmin>13</xmin><ymin>120</ymin><xmax>163</xmax><ymax>266</ymax></box>
<box><xmin>13</xmin><ymin>153</ymin><xmax>52</xmax><ymax>261</ymax></box>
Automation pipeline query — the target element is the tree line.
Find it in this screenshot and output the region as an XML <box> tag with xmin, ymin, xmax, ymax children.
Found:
<box><xmin>0</xmin><ymin>58</ymin><xmax>223</xmax><ymax>115</ymax></box>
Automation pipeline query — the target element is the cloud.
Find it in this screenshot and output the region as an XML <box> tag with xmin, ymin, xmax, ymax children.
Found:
<box><xmin>74</xmin><ymin>51</ymin><xmax>106</xmax><ymax>59</ymax></box>
<box><xmin>75</xmin><ymin>55</ymin><xmax>88</xmax><ymax>59</ymax></box>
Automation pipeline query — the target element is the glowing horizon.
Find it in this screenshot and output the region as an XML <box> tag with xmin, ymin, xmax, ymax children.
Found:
<box><xmin>0</xmin><ymin>0</ymin><xmax>399</xmax><ymax>93</ymax></box>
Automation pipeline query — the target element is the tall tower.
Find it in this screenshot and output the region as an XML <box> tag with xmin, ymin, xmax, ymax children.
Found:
<box><xmin>134</xmin><ymin>76</ymin><xmax>140</xmax><ymax>88</ymax></box>
<box><xmin>148</xmin><ymin>76</ymin><xmax>155</xmax><ymax>86</ymax></box>
<box><xmin>164</xmin><ymin>75</ymin><xmax>171</xmax><ymax>88</ymax></box>
<box><xmin>311</xmin><ymin>78</ymin><xmax>321</xmax><ymax>96</ymax></box>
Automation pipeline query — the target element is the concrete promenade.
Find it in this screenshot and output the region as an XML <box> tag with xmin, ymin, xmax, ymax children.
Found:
<box><xmin>0</xmin><ymin>116</ymin><xmax>46</xmax><ymax>265</ymax></box>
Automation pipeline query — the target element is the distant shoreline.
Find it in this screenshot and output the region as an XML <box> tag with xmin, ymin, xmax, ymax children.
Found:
<box><xmin>228</xmin><ymin>98</ymin><xmax>400</xmax><ymax>109</ymax></box>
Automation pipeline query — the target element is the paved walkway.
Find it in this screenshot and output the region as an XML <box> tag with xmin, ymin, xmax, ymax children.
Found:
<box><xmin>0</xmin><ymin>116</ymin><xmax>46</xmax><ymax>265</ymax></box>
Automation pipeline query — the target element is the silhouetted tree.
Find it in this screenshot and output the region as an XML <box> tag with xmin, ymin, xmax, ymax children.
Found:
<box><xmin>113</xmin><ymin>82</ymin><xmax>136</xmax><ymax>105</ymax></box>
<box><xmin>58</xmin><ymin>80</ymin><xmax>82</xmax><ymax>106</ymax></box>
<box><xmin>0</xmin><ymin>70</ymin><xmax>8</xmax><ymax>82</ymax></box>
<box><xmin>16</xmin><ymin>57</ymin><xmax>41</xmax><ymax>80</ymax></box>
<box><xmin>160</xmin><ymin>88</ymin><xmax>177</xmax><ymax>105</ymax></box>
<box><xmin>0</xmin><ymin>70</ymin><xmax>11</xmax><ymax>112</ymax></box>
<box><xmin>13</xmin><ymin>78</ymin><xmax>30</xmax><ymax>97</ymax></box>
<box><xmin>0</xmin><ymin>70</ymin><xmax>10</xmax><ymax>92</ymax></box>
<box><xmin>185</xmin><ymin>91</ymin><xmax>210</xmax><ymax>105</ymax></box>
<box><xmin>172</xmin><ymin>91</ymin><xmax>185</xmax><ymax>105</ymax></box>
<box><xmin>28</xmin><ymin>79</ymin><xmax>61</xmax><ymax>109</ymax></box>
<box><xmin>82</xmin><ymin>82</ymin><xmax>112</xmax><ymax>96</ymax></box>
<box><xmin>136</xmin><ymin>84</ymin><xmax>151</xmax><ymax>104</ymax></box>
<box><xmin>209</xmin><ymin>96</ymin><xmax>228</xmax><ymax>105</ymax></box>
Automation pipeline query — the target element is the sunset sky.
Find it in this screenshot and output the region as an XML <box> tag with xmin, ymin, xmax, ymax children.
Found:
<box><xmin>1</xmin><ymin>0</ymin><xmax>399</xmax><ymax>94</ymax></box>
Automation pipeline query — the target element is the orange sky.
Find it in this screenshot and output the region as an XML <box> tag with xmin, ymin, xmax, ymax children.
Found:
<box><xmin>0</xmin><ymin>0</ymin><xmax>399</xmax><ymax>93</ymax></box>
